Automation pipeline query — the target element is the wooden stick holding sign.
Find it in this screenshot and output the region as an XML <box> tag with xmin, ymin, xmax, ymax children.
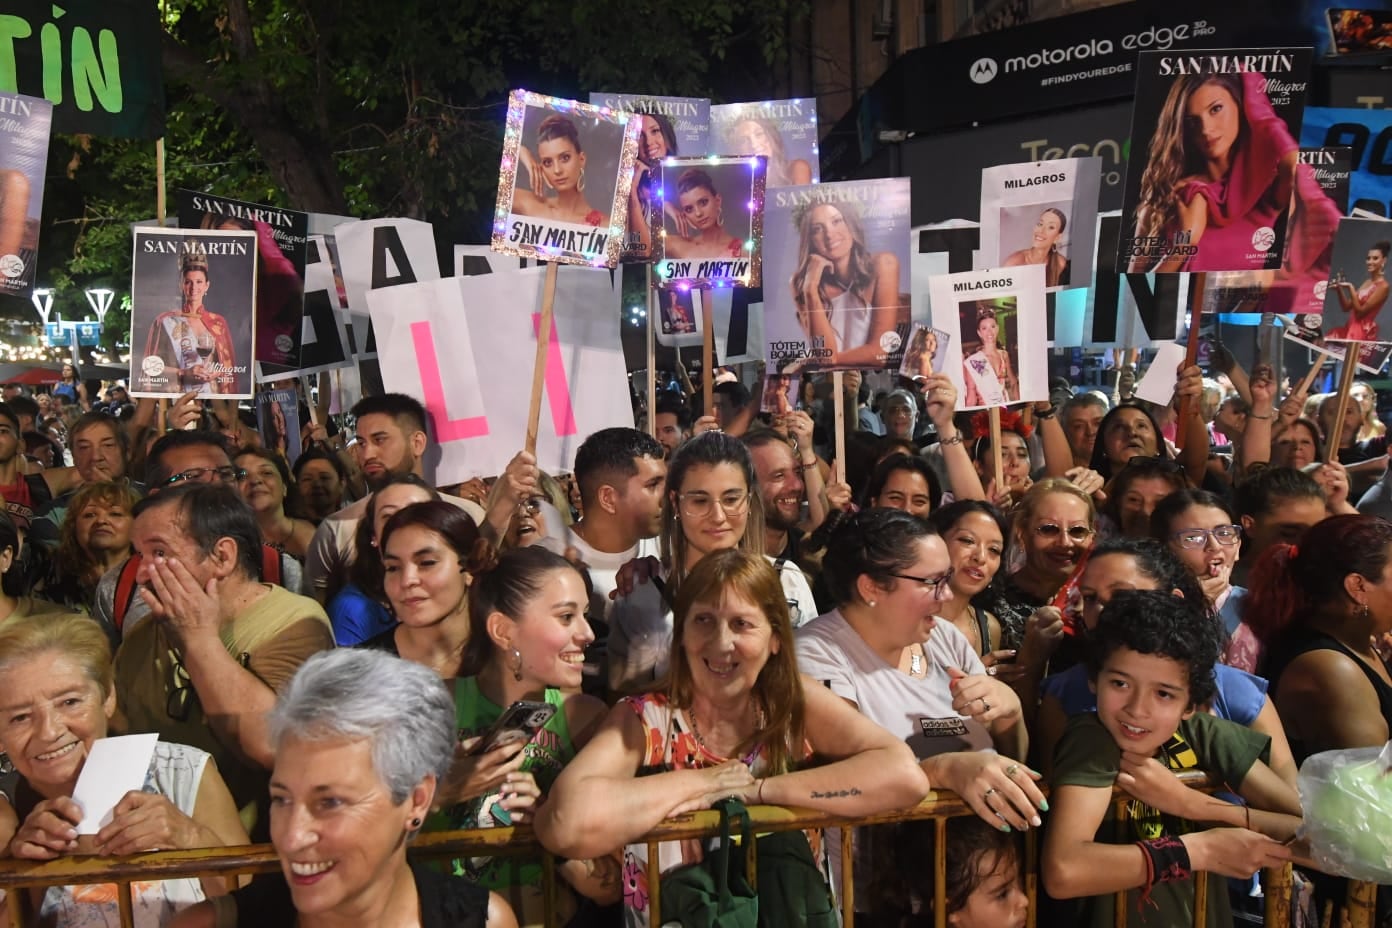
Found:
<box><xmin>525</xmin><ymin>262</ymin><xmax>560</xmax><ymax>456</ymax></box>
<box><xmin>1174</xmin><ymin>273</ymin><xmax>1208</xmax><ymax>454</ymax></box>
<box><xmin>157</xmin><ymin>139</ymin><xmax>168</xmax><ymax>433</ymax></box>
<box><xmin>1324</xmin><ymin>349</ymin><xmax>1361</xmax><ymax>463</ymax></box>
<box><xmin>646</xmin><ymin>268</ymin><xmax>657</xmax><ymax>439</ymax></box>
<box><xmin>832</xmin><ymin>372</ymin><xmax>846</xmax><ymax>486</ymax></box>
<box><xmin>989</xmin><ymin>407</ymin><xmax>1004</xmax><ymax>495</ymax></box>
<box><xmin>1294</xmin><ymin>360</ymin><xmax>1324</xmax><ymax>400</ymax></box>
<box><xmin>702</xmin><ymin>295</ymin><xmax>715</xmax><ymax>423</ymax></box>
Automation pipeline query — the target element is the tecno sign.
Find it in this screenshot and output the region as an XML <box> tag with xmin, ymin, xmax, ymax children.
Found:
<box><xmin>966</xmin><ymin>22</ymin><xmax>1214</xmax><ymax>82</ymax></box>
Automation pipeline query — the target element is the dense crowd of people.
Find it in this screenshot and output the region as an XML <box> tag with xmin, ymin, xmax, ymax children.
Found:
<box><xmin>0</xmin><ymin>354</ymin><xmax>1388</xmax><ymax>928</ymax></box>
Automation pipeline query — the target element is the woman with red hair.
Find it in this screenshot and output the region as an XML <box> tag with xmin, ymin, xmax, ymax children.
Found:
<box><xmin>1244</xmin><ymin>513</ymin><xmax>1392</xmax><ymax>764</ymax></box>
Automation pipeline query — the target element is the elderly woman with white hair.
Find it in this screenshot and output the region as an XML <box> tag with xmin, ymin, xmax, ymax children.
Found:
<box><xmin>172</xmin><ymin>649</ymin><xmax>519</xmax><ymax>928</ymax></box>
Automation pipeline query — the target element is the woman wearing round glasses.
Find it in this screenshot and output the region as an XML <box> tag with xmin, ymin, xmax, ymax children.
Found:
<box><xmin>795</xmin><ymin>508</ymin><xmax>1038</xmax><ymax>920</ymax></box>
<box><xmin>608</xmin><ymin>432</ymin><xmax>816</xmax><ymax>692</ymax></box>
<box><xmin>1151</xmin><ymin>489</ymin><xmax>1255</xmax><ymax>672</ymax></box>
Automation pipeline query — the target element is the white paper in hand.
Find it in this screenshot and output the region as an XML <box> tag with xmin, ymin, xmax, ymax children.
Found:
<box><xmin>72</xmin><ymin>734</ymin><xmax>159</xmax><ymax>834</ymax></box>
<box><xmin>1134</xmin><ymin>342</ymin><xmax>1190</xmax><ymax>408</ymax></box>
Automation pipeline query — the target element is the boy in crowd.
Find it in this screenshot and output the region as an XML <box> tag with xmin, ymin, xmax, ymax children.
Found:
<box><xmin>1043</xmin><ymin>589</ymin><xmax>1299</xmax><ymax>927</ymax></box>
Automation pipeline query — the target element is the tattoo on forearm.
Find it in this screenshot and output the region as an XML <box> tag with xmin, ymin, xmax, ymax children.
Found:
<box><xmin>809</xmin><ymin>787</ymin><xmax>863</xmax><ymax>799</ymax></box>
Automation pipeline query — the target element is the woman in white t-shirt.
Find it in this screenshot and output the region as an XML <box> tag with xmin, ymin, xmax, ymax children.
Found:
<box><xmin>608</xmin><ymin>433</ymin><xmax>818</xmax><ymax>691</ymax></box>
<box><xmin>795</xmin><ymin>508</ymin><xmax>1045</xmax><ymax>919</ymax></box>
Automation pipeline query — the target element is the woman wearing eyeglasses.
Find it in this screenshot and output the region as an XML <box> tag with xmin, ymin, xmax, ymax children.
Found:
<box><xmin>608</xmin><ymin>432</ymin><xmax>817</xmax><ymax>693</ymax></box>
<box><xmin>796</xmin><ymin>508</ymin><xmax>1038</xmax><ymax>920</ymax></box>
<box><xmin>1150</xmin><ymin>489</ymin><xmax>1256</xmax><ymax>672</ymax></box>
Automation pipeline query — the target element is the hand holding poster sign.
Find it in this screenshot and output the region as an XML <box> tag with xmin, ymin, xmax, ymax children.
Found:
<box><xmin>655</xmin><ymin>156</ymin><xmax>765</xmax><ymax>289</ymax></box>
<box><xmin>927</xmin><ymin>264</ymin><xmax>1048</xmax><ymax>411</ymax></box>
<box><xmin>978</xmin><ymin>157</ymin><xmax>1102</xmax><ymax>291</ymax></box>
<box><xmin>129</xmin><ymin>228</ymin><xmax>258</xmax><ymax>399</ymax></box>
<box><xmin>1117</xmin><ymin>48</ymin><xmax>1313</xmax><ymax>274</ymax></box>
<box><xmin>763</xmin><ymin>178</ymin><xmax>912</xmax><ymax>371</ymax></box>
<box><xmin>587</xmin><ymin>93</ymin><xmax>711</xmax><ymax>262</ymax></box>
<box><xmin>367</xmin><ymin>267</ymin><xmax>631</xmax><ymax>483</ymax></box>
<box><xmin>491</xmin><ymin>91</ymin><xmax>640</xmax><ymax>267</ymax></box>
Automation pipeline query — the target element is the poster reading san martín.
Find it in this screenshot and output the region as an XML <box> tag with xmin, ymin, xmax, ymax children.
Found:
<box><xmin>130</xmin><ymin>228</ymin><xmax>258</xmax><ymax>399</ymax></box>
<box><xmin>763</xmin><ymin>178</ymin><xmax>911</xmax><ymax>372</ymax></box>
<box><xmin>655</xmin><ymin>156</ymin><xmax>765</xmax><ymax>289</ymax></box>
<box><xmin>711</xmin><ymin>98</ymin><xmax>819</xmax><ymax>187</ymax></box>
<box><xmin>492</xmin><ymin>91</ymin><xmax>640</xmax><ymax>267</ymax></box>
<box><xmin>1117</xmin><ymin>48</ymin><xmax>1313</xmax><ymax>274</ymax></box>
<box><xmin>588</xmin><ymin>93</ymin><xmax>710</xmax><ymax>261</ymax></box>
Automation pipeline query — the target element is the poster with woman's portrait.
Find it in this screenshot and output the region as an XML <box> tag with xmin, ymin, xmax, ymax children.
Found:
<box><xmin>928</xmin><ymin>265</ymin><xmax>1048</xmax><ymax>411</ymax></box>
<box><xmin>1117</xmin><ymin>48</ymin><xmax>1314</xmax><ymax>274</ymax></box>
<box><xmin>129</xmin><ymin>228</ymin><xmax>258</xmax><ymax>399</ymax></box>
<box><xmin>1316</xmin><ymin>216</ymin><xmax>1392</xmax><ymax>373</ymax></box>
<box><xmin>587</xmin><ymin>93</ymin><xmax>710</xmax><ymax>262</ymax></box>
<box><xmin>177</xmin><ymin>190</ymin><xmax>309</xmax><ymax>379</ymax></box>
<box><xmin>763</xmin><ymin>178</ymin><xmax>912</xmax><ymax>372</ymax></box>
<box><xmin>710</xmin><ymin>99</ymin><xmax>819</xmax><ymax>187</ymax></box>
<box><xmin>0</xmin><ymin>91</ymin><xmax>51</xmax><ymax>299</ymax></box>
<box><xmin>897</xmin><ymin>323</ymin><xmax>950</xmax><ymax>382</ymax></box>
<box><xmin>257</xmin><ymin>388</ymin><xmax>302</xmax><ymax>464</ymax></box>
<box><xmin>761</xmin><ymin>369</ymin><xmax>799</xmax><ymax>415</ymax></box>
<box><xmin>978</xmin><ymin>158</ymin><xmax>1101</xmax><ymax>293</ymax></box>
<box><xmin>655</xmin><ymin>156</ymin><xmax>765</xmax><ymax>289</ymax></box>
<box><xmin>492</xmin><ymin>91</ymin><xmax>640</xmax><ymax>267</ymax></box>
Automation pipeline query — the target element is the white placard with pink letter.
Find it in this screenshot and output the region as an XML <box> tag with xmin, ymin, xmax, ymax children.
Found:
<box><xmin>367</xmin><ymin>266</ymin><xmax>631</xmax><ymax>482</ymax></box>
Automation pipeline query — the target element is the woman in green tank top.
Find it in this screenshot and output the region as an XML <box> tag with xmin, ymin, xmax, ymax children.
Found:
<box><xmin>430</xmin><ymin>546</ymin><xmax>617</xmax><ymax>927</ymax></box>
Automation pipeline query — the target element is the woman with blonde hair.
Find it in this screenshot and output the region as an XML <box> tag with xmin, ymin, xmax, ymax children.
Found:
<box><xmin>790</xmin><ymin>197</ymin><xmax>901</xmax><ymax>368</ymax></box>
<box><xmin>725</xmin><ymin>113</ymin><xmax>812</xmax><ymax>187</ymax></box>
<box><xmin>535</xmin><ymin>549</ymin><xmax>929</xmax><ymax>928</ymax></box>
<box><xmin>1</xmin><ymin>613</ymin><xmax>249</xmax><ymax>925</ymax></box>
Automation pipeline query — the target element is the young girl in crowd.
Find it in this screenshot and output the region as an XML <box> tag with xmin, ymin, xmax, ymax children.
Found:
<box><xmin>896</xmin><ymin>816</ymin><xmax>1029</xmax><ymax>928</ymax></box>
<box><xmin>430</xmin><ymin>546</ymin><xmax>616</xmax><ymax>926</ymax></box>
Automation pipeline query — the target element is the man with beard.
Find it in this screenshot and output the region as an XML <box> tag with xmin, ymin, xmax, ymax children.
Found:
<box><xmin>652</xmin><ymin>390</ymin><xmax>691</xmax><ymax>460</ymax></box>
<box><xmin>303</xmin><ymin>394</ymin><xmax>484</xmax><ymax>604</ymax></box>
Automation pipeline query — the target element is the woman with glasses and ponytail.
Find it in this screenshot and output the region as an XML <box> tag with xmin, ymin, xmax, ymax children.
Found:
<box><xmin>795</xmin><ymin>507</ymin><xmax>1039</xmax><ymax>922</ymax></box>
<box><xmin>607</xmin><ymin>432</ymin><xmax>816</xmax><ymax>692</ymax></box>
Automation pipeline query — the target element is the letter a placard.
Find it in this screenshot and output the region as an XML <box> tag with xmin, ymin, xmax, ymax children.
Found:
<box><xmin>333</xmin><ymin>218</ymin><xmax>441</xmax><ymax>360</ymax></box>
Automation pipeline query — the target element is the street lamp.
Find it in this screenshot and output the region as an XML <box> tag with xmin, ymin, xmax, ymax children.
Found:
<box><xmin>84</xmin><ymin>288</ymin><xmax>114</xmax><ymax>324</ymax></box>
<box><xmin>30</xmin><ymin>288</ymin><xmax>53</xmax><ymax>326</ymax></box>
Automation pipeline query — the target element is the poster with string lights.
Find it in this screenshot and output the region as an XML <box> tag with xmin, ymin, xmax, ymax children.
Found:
<box><xmin>762</xmin><ymin>177</ymin><xmax>912</xmax><ymax>372</ymax></box>
<box><xmin>491</xmin><ymin>90</ymin><xmax>641</xmax><ymax>268</ymax></box>
<box><xmin>654</xmin><ymin>155</ymin><xmax>765</xmax><ymax>290</ymax></box>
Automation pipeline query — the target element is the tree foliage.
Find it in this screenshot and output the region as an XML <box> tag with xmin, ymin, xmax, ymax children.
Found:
<box><xmin>18</xmin><ymin>0</ymin><xmax>805</xmax><ymax>347</ymax></box>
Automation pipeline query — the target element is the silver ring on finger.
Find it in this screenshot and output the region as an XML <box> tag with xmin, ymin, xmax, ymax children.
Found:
<box><xmin>1005</xmin><ymin>764</ymin><xmax>1019</xmax><ymax>779</ymax></box>
<box><xmin>983</xmin><ymin>787</ymin><xmax>998</xmax><ymax>801</ymax></box>
<box><xmin>986</xmin><ymin>666</ymin><xmax>998</xmax><ymax>677</ymax></box>
<box><xmin>979</xmin><ymin>698</ymin><xmax>991</xmax><ymax>713</ymax></box>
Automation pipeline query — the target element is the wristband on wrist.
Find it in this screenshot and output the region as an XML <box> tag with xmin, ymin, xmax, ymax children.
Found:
<box><xmin>1135</xmin><ymin>836</ymin><xmax>1192</xmax><ymax>907</ymax></box>
<box><xmin>939</xmin><ymin>432</ymin><xmax>964</xmax><ymax>447</ymax></box>
<box><xmin>1248</xmin><ymin>411</ymin><xmax>1274</xmax><ymax>420</ymax></box>
<box><xmin>1033</xmin><ymin>406</ymin><xmax>1057</xmax><ymax>420</ymax></box>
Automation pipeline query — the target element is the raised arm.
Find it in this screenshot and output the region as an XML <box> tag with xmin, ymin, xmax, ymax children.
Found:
<box><xmin>1035</xmin><ymin>402</ymin><xmax>1075</xmax><ymax>478</ymax></box>
<box><xmin>921</xmin><ymin>374</ymin><xmax>986</xmax><ymax>502</ymax></box>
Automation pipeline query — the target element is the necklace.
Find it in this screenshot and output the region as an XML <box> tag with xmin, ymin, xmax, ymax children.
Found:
<box><xmin>686</xmin><ymin>704</ymin><xmax>766</xmax><ymax>765</ymax></box>
<box><xmin>910</xmin><ymin>646</ymin><xmax>923</xmax><ymax>675</ymax></box>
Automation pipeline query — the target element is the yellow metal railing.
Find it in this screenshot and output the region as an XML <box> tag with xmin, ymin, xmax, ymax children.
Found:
<box><xmin>0</xmin><ymin>783</ymin><xmax>1375</xmax><ymax>928</ymax></box>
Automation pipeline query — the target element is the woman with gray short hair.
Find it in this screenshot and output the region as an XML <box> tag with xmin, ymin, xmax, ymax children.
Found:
<box><xmin>172</xmin><ymin>649</ymin><xmax>519</xmax><ymax>928</ymax></box>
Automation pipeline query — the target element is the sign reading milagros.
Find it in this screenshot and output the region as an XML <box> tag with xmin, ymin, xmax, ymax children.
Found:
<box><xmin>129</xmin><ymin>228</ymin><xmax>258</xmax><ymax>399</ymax></box>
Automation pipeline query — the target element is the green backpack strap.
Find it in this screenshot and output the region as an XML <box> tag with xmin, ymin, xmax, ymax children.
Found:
<box><xmin>660</xmin><ymin>798</ymin><xmax>758</xmax><ymax>928</ymax></box>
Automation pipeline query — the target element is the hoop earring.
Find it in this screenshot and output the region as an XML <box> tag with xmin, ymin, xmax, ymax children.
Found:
<box><xmin>509</xmin><ymin>647</ymin><xmax>524</xmax><ymax>682</ymax></box>
<box><xmin>578</xmin><ymin>167</ymin><xmax>586</xmax><ymax>193</ymax></box>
